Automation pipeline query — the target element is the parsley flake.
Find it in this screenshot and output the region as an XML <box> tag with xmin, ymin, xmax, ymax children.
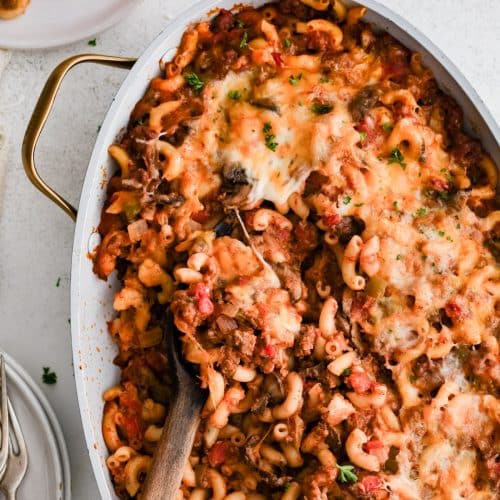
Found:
<box><xmin>236</xmin><ymin>19</ymin><xmax>245</xmax><ymax>28</ymax></box>
<box><xmin>343</xmin><ymin>196</ymin><xmax>352</xmax><ymax>205</ymax></box>
<box><xmin>388</xmin><ymin>147</ymin><xmax>406</xmax><ymax>170</ymax></box>
<box><xmin>240</xmin><ymin>31</ymin><xmax>249</xmax><ymax>49</ymax></box>
<box><xmin>438</xmin><ymin>230</ymin><xmax>445</xmax><ymax>237</ymax></box>
<box><xmin>343</xmin><ymin>368</ymin><xmax>352</xmax><ymax>377</ymax></box>
<box><xmin>414</xmin><ymin>208</ymin><xmax>427</xmax><ymax>218</ymax></box>
<box><xmin>56</xmin><ymin>277</ymin><xmax>61</xmax><ymax>287</ymax></box>
<box><xmin>396</xmin><ymin>254</ymin><xmax>402</xmax><ymax>260</ymax></box>
<box><xmin>382</xmin><ymin>122</ymin><xmax>393</xmax><ymax>132</ymax></box>
<box><xmin>88</xmin><ymin>39</ymin><xmax>97</xmax><ymax>46</ymax></box>
<box><xmin>283</xmin><ymin>38</ymin><xmax>292</xmax><ymax>48</ymax></box>
<box><xmin>263</xmin><ymin>123</ymin><xmax>278</xmax><ymax>152</ymax></box>
<box><xmin>289</xmin><ymin>73</ymin><xmax>302</xmax><ymax>86</ymax></box>
<box><xmin>354</xmin><ymin>202</ymin><xmax>364</xmax><ymax>207</ymax></box>
<box><xmin>185</xmin><ymin>72</ymin><xmax>205</xmax><ymax>95</ymax></box>
<box><xmin>228</xmin><ymin>90</ymin><xmax>241</xmax><ymax>100</ymax></box>
<box><xmin>336</xmin><ymin>464</ymin><xmax>358</xmax><ymax>483</ymax></box>
<box><xmin>359</xmin><ymin>131</ymin><xmax>367</xmax><ymax>141</ymax></box>
<box><xmin>42</xmin><ymin>367</ymin><xmax>57</xmax><ymax>385</ymax></box>
<box><xmin>311</xmin><ymin>103</ymin><xmax>333</xmax><ymax>115</ymax></box>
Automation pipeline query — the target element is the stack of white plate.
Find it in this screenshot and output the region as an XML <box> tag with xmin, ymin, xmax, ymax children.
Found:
<box><xmin>1</xmin><ymin>352</ymin><xmax>71</xmax><ymax>499</ymax></box>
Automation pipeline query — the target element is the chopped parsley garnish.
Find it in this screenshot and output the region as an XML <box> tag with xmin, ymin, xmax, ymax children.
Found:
<box><xmin>88</xmin><ymin>39</ymin><xmax>97</xmax><ymax>46</ymax></box>
<box><xmin>289</xmin><ymin>73</ymin><xmax>302</xmax><ymax>85</ymax></box>
<box><xmin>236</xmin><ymin>19</ymin><xmax>245</xmax><ymax>28</ymax></box>
<box><xmin>284</xmin><ymin>482</ymin><xmax>292</xmax><ymax>491</ymax></box>
<box><xmin>388</xmin><ymin>147</ymin><xmax>406</xmax><ymax>170</ymax></box>
<box><xmin>228</xmin><ymin>90</ymin><xmax>241</xmax><ymax>100</ymax></box>
<box><xmin>359</xmin><ymin>131</ymin><xmax>367</xmax><ymax>141</ymax></box>
<box><xmin>185</xmin><ymin>72</ymin><xmax>205</xmax><ymax>95</ymax></box>
<box><xmin>240</xmin><ymin>31</ymin><xmax>249</xmax><ymax>49</ymax></box>
<box><xmin>354</xmin><ymin>202</ymin><xmax>364</xmax><ymax>207</ymax></box>
<box><xmin>438</xmin><ymin>230</ymin><xmax>445</xmax><ymax>237</ymax></box>
<box><xmin>446</xmin><ymin>235</ymin><xmax>454</xmax><ymax>242</ymax></box>
<box><xmin>283</xmin><ymin>38</ymin><xmax>292</xmax><ymax>48</ymax></box>
<box><xmin>336</xmin><ymin>464</ymin><xmax>358</xmax><ymax>483</ymax></box>
<box><xmin>343</xmin><ymin>368</ymin><xmax>352</xmax><ymax>376</ymax></box>
<box><xmin>263</xmin><ymin>123</ymin><xmax>278</xmax><ymax>152</ymax></box>
<box><xmin>426</xmin><ymin>185</ymin><xmax>452</xmax><ymax>202</ymax></box>
<box><xmin>409</xmin><ymin>374</ymin><xmax>417</xmax><ymax>383</ymax></box>
<box><xmin>382</xmin><ymin>122</ymin><xmax>393</xmax><ymax>132</ymax></box>
<box><xmin>56</xmin><ymin>277</ymin><xmax>61</xmax><ymax>287</ymax></box>
<box><xmin>343</xmin><ymin>196</ymin><xmax>352</xmax><ymax>205</ymax></box>
<box><xmin>414</xmin><ymin>207</ymin><xmax>427</xmax><ymax>218</ymax></box>
<box><xmin>42</xmin><ymin>367</ymin><xmax>57</xmax><ymax>385</ymax></box>
<box><xmin>387</xmin><ymin>329</ymin><xmax>393</xmax><ymax>335</ymax></box>
<box><xmin>311</xmin><ymin>103</ymin><xmax>333</xmax><ymax>115</ymax></box>
<box><xmin>396</xmin><ymin>254</ymin><xmax>402</xmax><ymax>260</ymax></box>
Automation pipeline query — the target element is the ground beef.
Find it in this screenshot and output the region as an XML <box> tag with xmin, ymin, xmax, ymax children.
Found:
<box><xmin>278</xmin><ymin>0</ymin><xmax>318</xmax><ymax>20</ymax></box>
<box><xmin>171</xmin><ymin>291</ymin><xmax>203</xmax><ymax>335</ymax></box>
<box><xmin>218</xmin><ymin>346</ymin><xmax>240</xmax><ymax>377</ymax></box>
<box><xmin>295</xmin><ymin>325</ymin><xmax>318</xmax><ymax>358</ymax></box>
<box><xmin>334</xmin><ymin>216</ymin><xmax>366</xmax><ymax>245</ymax></box>
<box><xmin>349</xmin><ymin>85</ymin><xmax>381</xmax><ymax>122</ymax></box>
<box><xmin>231</xmin><ymin>328</ymin><xmax>257</xmax><ymax>360</ymax></box>
<box><xmin>210</xmin><ymin>9</ymin><xmax>234</xmax><ymax>33</ymax></box>
<box><xmin>412</xmin><ymin>355</ymin><xmax>444</xmax><ymax>395</ymax></box>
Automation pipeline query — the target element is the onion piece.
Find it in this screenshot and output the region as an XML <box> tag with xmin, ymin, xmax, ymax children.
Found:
<box><xmin>127</xmin><ymin>219</ymin><xmax>148</xmax><ymax>242</ymax></box>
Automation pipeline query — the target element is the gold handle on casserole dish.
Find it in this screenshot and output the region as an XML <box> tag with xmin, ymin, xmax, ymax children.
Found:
<box><xmin>22</xmin><ymin>54</ymin><xmax>137</xmax><ymax>221</ymax></box>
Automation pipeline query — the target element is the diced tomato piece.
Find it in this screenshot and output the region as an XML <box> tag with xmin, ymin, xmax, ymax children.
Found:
<box><xmin>360</xmin><ymin>475</ymin><xmax>383</xmax><ymax>494</ymax></box>
<box><xmin>198</xmin><ymin>296</ymin><xmax>214</xmax><ymax>316</ymax></box>
<box><xmin>123</xmin><ymin>414</ymin><xmax>141</xmax><ymax>441</ymax></box>
<box><xmin>430</xmin><ymin>178</ymin><xmax>450</xmax><ymax>191</ymax></box>
<box><xmin>207</xmin><ymin>441</ymin><xmax>231</xmax><ymax>467</ymax></box>
<box><xmin>263</xmin><ymin>344</ymin><xmax>276</xmax><ymax>357</ymax></box>
<box><xmin>364</xmin><ymin>440</ymin><xmax>384</xmax><ymax>453</ymax></box>
<box><xmin>383</xmin><ymin>61</ymin><xmax>408</xmax><ymax>79</ymax></box>
<box><xmin>364</xmin><ymin>439</ymin><xmax>389</xmax><ymax>464</ymax></box>
<box><xmin>445</xmin><ymin>297</ymin><xmax>469</xmax><ymax>322</ymax></box>
<box><xmin>192</xmin><ymin>283</ymin><xmax>210</xmax><ymax>299</ymax></box>
<box><xmin>192</xmin><ymin>209</ymin><xmax>211</xmax><ymax>224</ymax></box>
<box><xmin>322</xmin><ymin>213</ymin><xmax>341</xmax><ymax>227</ymax></box>
<box><xmin>348</xmin><ymin>372</ymin><xmax>373</xmax><ymax>393</ymax></box>
<box><xmin>272</xmin><ymin>52</ymin><xmax>284</xmax><ymax>67</ymax></box>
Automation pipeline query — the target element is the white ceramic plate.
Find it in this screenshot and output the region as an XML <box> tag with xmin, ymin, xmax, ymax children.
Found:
<box><xmin>1</xmin><ymin>351</ymin><xmax>71</xmax><ymax>500</ymax></box>
<box><xmin>0</xmin><ymin>0</ymin><xmax>137</xmax><ymax>50</ymax></box>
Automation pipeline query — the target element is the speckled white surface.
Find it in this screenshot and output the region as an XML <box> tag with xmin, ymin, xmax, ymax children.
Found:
<box><xmin>0</xmin><ymin>1</ymin><xmax>498</xmax><ymax>498</ymax></box>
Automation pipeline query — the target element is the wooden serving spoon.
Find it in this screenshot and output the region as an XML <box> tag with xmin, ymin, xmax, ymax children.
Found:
<box><xmin>142</xmin><ymin>315</ymin><xmax>206</xmax><ymax>499</ymax></box>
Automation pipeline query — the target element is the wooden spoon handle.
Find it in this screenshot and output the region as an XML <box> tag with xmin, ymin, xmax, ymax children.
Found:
<box><xmin>142</xmin><ymin>389</ymin><xmax>204</xmax><ymax>499</ymax></box>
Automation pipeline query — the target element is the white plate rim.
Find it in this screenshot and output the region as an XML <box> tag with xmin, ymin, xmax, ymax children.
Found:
<box><xmin>1</xmin><ymin>351</ymin><xmax>71</xmax><ymax>500</ymax></box>
<box><xmin>0</xmin><ymin>0</ymin><xmax>138</xmax><ymax>50</ymax></box>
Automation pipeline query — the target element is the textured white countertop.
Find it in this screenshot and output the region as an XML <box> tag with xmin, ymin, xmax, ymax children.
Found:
<box><xmin>0</xmin><ymin>0</ymin><xmax>498</xmax><ymax>498</ymax></box>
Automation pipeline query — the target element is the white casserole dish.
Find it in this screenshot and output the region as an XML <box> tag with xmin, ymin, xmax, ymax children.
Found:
<box><xmin>23</xmin><ymin>1</ymin><xmax>500</xmax><ymax>498</ymax></box>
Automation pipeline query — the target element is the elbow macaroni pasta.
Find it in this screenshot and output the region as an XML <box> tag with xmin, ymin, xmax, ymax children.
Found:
<box><xmin>94</xmin><ymin>1</ymin><xmax>500</xmax><ymax>498</ymax></box>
